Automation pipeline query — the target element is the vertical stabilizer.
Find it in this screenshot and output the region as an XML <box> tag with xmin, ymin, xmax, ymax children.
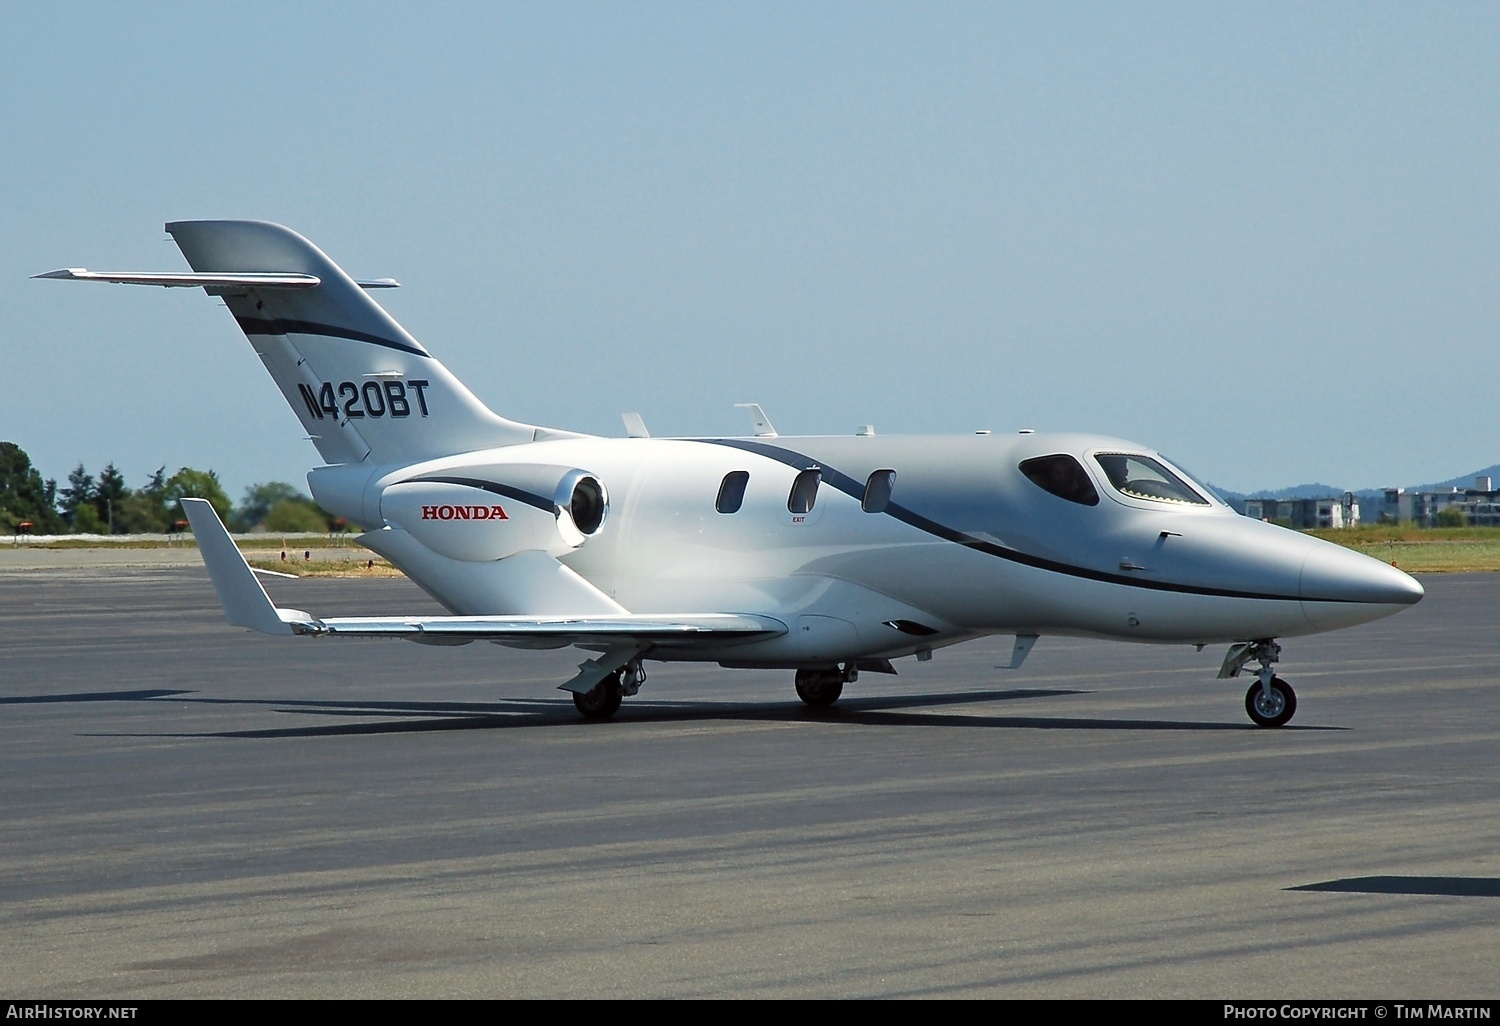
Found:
<box><xmin>166</xmin><ymin>220</ymin><xmax>553</xmax><ymax>465</ymax></box>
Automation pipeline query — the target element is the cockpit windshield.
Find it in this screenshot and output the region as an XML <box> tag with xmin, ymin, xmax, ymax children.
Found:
<box><xmin>1093</xmin><ymin>453</ymin><xmax>1210</xmax><ymax>506</ymax></box>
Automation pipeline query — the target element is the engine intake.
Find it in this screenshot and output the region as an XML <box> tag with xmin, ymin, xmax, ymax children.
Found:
<box><xmin>556</xmin><ymin>468</ymin><xmax>608</xmax><ymax>542</ymax></box>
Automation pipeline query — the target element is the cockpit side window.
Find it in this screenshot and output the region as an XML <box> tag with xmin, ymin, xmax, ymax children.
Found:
<box><xmin>1020</xmin><ymin>455</ymin><xmax>1100</xmax><ymax>506</ymax></box>
<box><xmin>1093</xmin><ymin>453</ymin><xmax>1210</xmax><ymax>506</ymax></box>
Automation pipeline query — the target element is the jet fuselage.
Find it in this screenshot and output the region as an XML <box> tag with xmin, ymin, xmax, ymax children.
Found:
<box><xmin>309</xmin><ymin>430</ymin><xmax>1422</xmax><ymax>669</ymax></box>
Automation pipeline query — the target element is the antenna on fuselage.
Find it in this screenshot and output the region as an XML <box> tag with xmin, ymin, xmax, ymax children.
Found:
<box><xmin>734</xmin><ymin>403</ymin><xmax>778</xmax><ymax>438</ymax></box>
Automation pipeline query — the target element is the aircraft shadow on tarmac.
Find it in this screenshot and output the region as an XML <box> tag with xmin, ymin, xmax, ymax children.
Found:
<box><xmin>0</xmin><ymin>688</ymin><xmax>195</xmax><ymax>705</ymax></box>
<box><xmin>1290</xmin><ymin>876</ymin><xmax>1500</xmax><ymax>898</ymax></box>
<box><xmin>75</xmin><ymin>685</ymin><xmax>1344</xmax><ymax>739</ymax></box>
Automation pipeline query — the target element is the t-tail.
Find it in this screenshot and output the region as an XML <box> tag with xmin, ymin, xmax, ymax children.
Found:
<box><xmin>38</xmin><ymin>220</ymin><xmax>578</xmax><ymax>465</ymax></box>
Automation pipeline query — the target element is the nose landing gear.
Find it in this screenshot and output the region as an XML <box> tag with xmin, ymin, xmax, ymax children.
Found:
<box><xmin>1220</xmin><ymin>639</ymin><xmax>1297</xmax><ymax>728</ymax></box>
<box><xmin>1245</xmin><ymin>675</ymin><xmax>1297</xmax><ymax>728</ymax></box>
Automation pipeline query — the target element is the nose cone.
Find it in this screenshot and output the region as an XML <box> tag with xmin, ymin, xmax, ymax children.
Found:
<box><xmin>1300</xmin><ymin>542</ymin><xmax>1423</xmax><ymax>631</ymax></box>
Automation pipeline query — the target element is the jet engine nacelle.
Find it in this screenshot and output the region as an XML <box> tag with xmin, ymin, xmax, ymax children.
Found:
<box><xmin>380</xmin><ymin>465</ymin><xmax>608</xmax><ymax>562</ymax></box>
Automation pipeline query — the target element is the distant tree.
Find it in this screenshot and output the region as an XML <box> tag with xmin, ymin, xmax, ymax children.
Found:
<box><xmin>71</xmin><ymin>503</ymin><xmax>106</xmax><ymax>534</ymax></box>
<box><xmin>134</xmin><ymin>466</ymin><xmax>171</xmax><ymax>527</ymax></box>
<box><xmin>114</xmin><ymin>491</ymin><xmax>169</xmax><ymax>534</ymax></box>
<box><xmin>162</xmin><ymin>467</ymin><xmax>233</xmax><ymax>525</ymax></box>
<box><xmin>234</xmin><ymin>482</ymin><xmax>304</xmax><ymax>531</ymax></box>
<box><xmin>143</xmin><ymin>466</ymin><xmax>166</xmax><ymax>497</ymax></box>
<box><xmin>0</xmin><ymin>442</ymin><xmax>66</xmax><ymax>534</ymax></box>
<box><xmin>1436</xmin><ymin>507</ymin><xmax>1468</xmax><ymax>528</ymax></box>
<box><xmin>59</xmin><ymin>463</ymin><xmax>95</xmax><ymax>526</ymax></box>
<box><xmin>94</xmin><ymin>463</ymin><xmax>129</xmax><ymax>533</ymax></box>
<box><xmin>263</xmin><ymin>498</ymin><xmax>330</xmax><ymax>533</ymax></box>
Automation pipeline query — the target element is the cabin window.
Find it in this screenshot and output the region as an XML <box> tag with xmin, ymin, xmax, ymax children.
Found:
<box><xmin>1019</xmin><ymin>455</ymin><xmax>1100</xmax><ymax>506</ymax></box>
<box><xmin>788</xmin><ymin>469</ymin><xmax>821</xmax><ymax>514</ymax></box>
<box><xmin>1093</xmin><ymin>453</ymin><xmax>1209</xmax><ymax>506</ymax></box>
<box><xmin>716</xmin><ymin>471</ymin><xmax>749</xmax><ymax>514</ymax></box>
<box><xmin>862</xmin><ymin>469</ymin><xmax>896</xmax><ymax>513</ymax></box>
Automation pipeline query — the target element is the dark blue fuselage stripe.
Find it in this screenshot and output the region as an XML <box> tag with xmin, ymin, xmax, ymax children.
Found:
<box><xmin>413</xmin><ymin>476</ymin><xmax>555</xmax><ymax>514</ymax></box>
<box><xmin>235</xmin><ymin>316</ymin><xmax>430</xmax><ymax>358</ymax></box>
<box><xmin>698</xmin><ymin>437</ymin><xmax>1320</xmax><ymax>604</ymax></box>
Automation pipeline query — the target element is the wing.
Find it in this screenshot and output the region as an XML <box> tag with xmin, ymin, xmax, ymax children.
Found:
<box><xmin>178</xmin><ymin>499</ymin><xmax>786</xmax><ymax>650</ymax></box>
<box><xmin>295</xmin><ymin>613</ymin><xmax>785</xmax><ymax>645</ymax></box>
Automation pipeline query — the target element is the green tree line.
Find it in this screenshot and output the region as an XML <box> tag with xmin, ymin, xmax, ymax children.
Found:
<box><xmin>1</xmin><ymin>441</ymin><xmax>345</xmax><ymax>535</ymax></box>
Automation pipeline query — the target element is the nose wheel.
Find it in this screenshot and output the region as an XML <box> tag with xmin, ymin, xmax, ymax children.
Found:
<box><xmin>1244</xmin><ymin>676</ymin><xmax>1296</xmax><ymax>728</ymax></box>
<box><xmin>1220</xmin><ymin>639</ymin><xmax>1298</xmax><ymax>728</ymax></box>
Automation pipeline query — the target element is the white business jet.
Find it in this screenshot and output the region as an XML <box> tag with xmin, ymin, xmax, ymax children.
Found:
<box><xmin>37</xmin><ymin>221</ymin><xmax>1423</xmax><ymax>726</ymax></box>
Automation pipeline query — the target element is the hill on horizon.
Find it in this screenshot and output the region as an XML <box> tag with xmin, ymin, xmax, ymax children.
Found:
<box><xmin>1212</xmin><ymin>465</ymin><xmax>1500</xmax><ymax>513</ymax></box>
<box><xmin>1214</xmin><ymin>463</ymin><xmax>1500</xmax><ymax>505</ymax></box>
<box><xmin>1405</xmin><ymin>463</ymin><xmax>1500</xmax><ymax>494</ymax></box>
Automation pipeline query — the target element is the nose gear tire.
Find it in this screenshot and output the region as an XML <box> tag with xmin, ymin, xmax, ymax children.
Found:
<box><xmin>1245</xmin><ymin>677</ymin><xmax>1296</xmax><ymax>728</ymax></box>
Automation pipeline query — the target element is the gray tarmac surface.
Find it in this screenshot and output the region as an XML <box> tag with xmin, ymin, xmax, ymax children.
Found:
<box><xmin>1</xmin><ymin>566</ymin><xmax>1496</xmax><ymax>998</ymax></box>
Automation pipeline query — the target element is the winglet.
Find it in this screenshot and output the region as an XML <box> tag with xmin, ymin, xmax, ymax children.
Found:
<box><xmin>180</xmin><ymin>498</ymin><xmax>310</xmax><ymax>635</ymax></box>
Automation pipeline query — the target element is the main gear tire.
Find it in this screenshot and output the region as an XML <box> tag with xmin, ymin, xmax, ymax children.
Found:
<box><xmin>573</xmin><ymin>677</ymin><xmax>624</xmax><ymax>720</ymax></box>
<box><xmin>795</xmin><ymin>670</ymin><xmax>844</xmax><ymax>708</ymax></box>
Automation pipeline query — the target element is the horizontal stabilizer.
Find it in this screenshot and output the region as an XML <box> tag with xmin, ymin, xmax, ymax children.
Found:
<box><xmin>34</xmin><ymin>268</ymin><xmax>320</xmax><ymax>289</ymax></box>
<box><xmin>33</xmin><ymin>268</ymin><xmax>399</xmax><ymax>289</ymax></box>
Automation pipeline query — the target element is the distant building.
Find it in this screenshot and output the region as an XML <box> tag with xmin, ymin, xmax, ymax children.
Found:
<box><xmin>1383</xmin><ymin>478</ymin><xmax>1500</xmax><ymax>526</ymax></box>
<box><xmin>1245</xmin><ymin>495</ymin><xmax>1359</xmax><ymax>529</ymax></box>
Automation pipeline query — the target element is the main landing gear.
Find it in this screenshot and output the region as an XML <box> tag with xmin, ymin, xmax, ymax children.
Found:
<box><xmin>572</xmin><ymin>675</ymin><xmax>623</xmax><ymax>719</ymax></box>
<box><xmin>1220</xmin><ymin>639</ymin><xmax>1297</xmax><ymax>728</ymax></box>
<box><xmin>572</xmin><ymin>661</ymin><xmax>646</xmax><ymax>721</ymax></box>
<box><xmin>794</xmin><ymin>664</ymin><xmax>861</xmax><ymax>709</ymax></box>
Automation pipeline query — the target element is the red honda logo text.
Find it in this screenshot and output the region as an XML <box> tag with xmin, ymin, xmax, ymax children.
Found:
<box><xmin>421</xmin><ymin>504</ymin><xmax>509</xmax><ymax>521</ymax></box>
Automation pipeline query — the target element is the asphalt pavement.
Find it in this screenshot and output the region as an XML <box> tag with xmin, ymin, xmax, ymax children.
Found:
<box><xmin>1</xmin><ymin>566</ymin><xmax>1495</xmax><ymax>997</ymax></box>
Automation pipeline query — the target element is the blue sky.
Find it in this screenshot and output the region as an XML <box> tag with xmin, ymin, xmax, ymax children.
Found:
<box><xmin>4</xmin><ymin>3</ymin><xmax>1496</xmax><ymax>501</ymax></box>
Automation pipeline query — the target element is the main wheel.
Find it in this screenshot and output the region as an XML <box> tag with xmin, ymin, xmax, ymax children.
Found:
<box><xmin>1245</xmin><ymin>676</ymin><xmax>1296</xmax><ymax>728</ymax></box>
<box><xmin>573</xmin><ymin>676</ymin><xmax>623</xmax><ymax>720</ymax></box>
<box><xmin>795</xmin><ymin>669</ymin><xmax>843</xmax><ymax>708</ymax></box>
